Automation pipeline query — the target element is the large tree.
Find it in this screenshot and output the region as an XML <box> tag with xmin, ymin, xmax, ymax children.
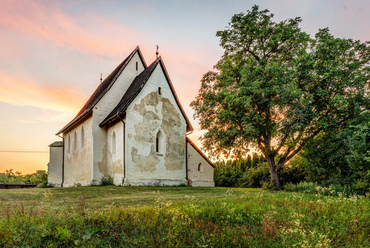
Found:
<box><xmin>191</xmin><ymin>5</ymin><xmax>370</xmax><ymax>187</ymax></box>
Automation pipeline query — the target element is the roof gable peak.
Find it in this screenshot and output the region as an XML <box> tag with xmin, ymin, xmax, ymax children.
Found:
<box><xmin>100</xmin><ymin>55</ymin><xmax>193</xmax><ymax>132</ymax></box>
<box><xmin>56</xmin><ymin>46</ymin><xmax>146</xmax><ymax>135</ymax></box>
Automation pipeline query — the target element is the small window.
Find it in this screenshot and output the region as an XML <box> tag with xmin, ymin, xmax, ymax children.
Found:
<box><xmin>198</xmin><ymin>163</ymin><xmax>203</xmax><ymax>172</ymax></box>
<box><xmin>136</xmin><ymin>61</ymin><xmax>138</xmax><ymax>71</ymax></box>
<box><xmin>80</xmin><ymin>127</ymin><xmax>85</xmax><ymax>151</ymax></box>
<box><xmin>67</xmin><ymin>135</ymin><xmax>71</xmax><ymax>154</ymax></box>
<box><xmin>158</xmin><ymin>87</ymin><xmax>161</xmax><ymax>95</ymax></box>
<box><xmin>74</xmin><ymin>131</ymin><xmax>77</xmax><ymax>151</ymax></box>
<box><xmin>156</xmin><ymin>131</ymin><xmax>163</xmax><ymax>154</ymax></box>
<box><xmin>112</xmin><ymin>132</ymin><xmax>116</xmax><ymax>154</ymax></box>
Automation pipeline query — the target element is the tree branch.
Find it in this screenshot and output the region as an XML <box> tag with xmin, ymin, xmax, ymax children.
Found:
<box><xmin>243</xmin><ymin>47</ymin><xmax>261</xmax><ymax>62</ymax></box>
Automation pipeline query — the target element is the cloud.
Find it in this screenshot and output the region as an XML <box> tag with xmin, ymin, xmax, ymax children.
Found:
<box><xmin>0</xmin><ymin>0</ymin><xmax>144</xmax><ymax>57</ymax></box>
<box><xmin>0</xmin><ymin>71</ymin><xmax>85</xmax><ymax>114</ymax></box>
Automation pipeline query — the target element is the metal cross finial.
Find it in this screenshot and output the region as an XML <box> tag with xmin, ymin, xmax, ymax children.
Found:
<box><xmin>156</xmin><ymin>45</ymin><xmax>159</xmax><ymax>59</ymax></box>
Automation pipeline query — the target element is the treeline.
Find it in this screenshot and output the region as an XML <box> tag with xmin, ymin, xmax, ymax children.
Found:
<box><xmin>215</xmin><ymin>118</ymin><xmax>370</xmax><ymax>196</ymax></box>
<box><xmin>0</xmin><ymin>169</ymin><xmax>48</xmax><ymax>185</ymax></box>
<box><xmin>214</xmin><ymin>154</ymin><xmax>305</xmax><ymax>189</ymax></box>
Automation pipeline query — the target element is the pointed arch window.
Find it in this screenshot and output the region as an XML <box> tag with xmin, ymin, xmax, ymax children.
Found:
<box><xmin>67</xmin><ymin>135</ymin><xmax>71</xmax><ymax>154</ymax></box>
<box><xmin>156</xmin><ymin>131</ymin><xmax>164</xmax><ymax>154</ymax></box>
<box><xmin>73</xmin><ymin>131</ymin><xmax>77</xmax><ymax>151</ymax></box>
<box><xmin>80</xmin><ymin>127</ymin><xmax>85</xmax><ymax>151</ymax></box>
<box><xmin>112</xmin><ymin>131</ymin><xmax>116</xmax><ymax>155</ymax></box>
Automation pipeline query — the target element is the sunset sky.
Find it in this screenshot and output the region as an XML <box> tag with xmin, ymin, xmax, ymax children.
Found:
<box><xmin>1</xmin><ymin>0</ymin><xmax>369</xmax><ymax>174</ymax></box>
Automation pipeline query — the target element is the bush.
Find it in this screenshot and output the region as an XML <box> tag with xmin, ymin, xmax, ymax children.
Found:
<box><xmin>284</xmin><ymin>181</ymin><xmax>370</xmax><ymax>197</ymax></box>
<box><xmin>214</xmin><ymin>154</ymin><xmax>306</xmax><ymax>188</ymax></box>
<box><xmin>100</xmin><ymin>175</ymin><xmax>114</xmax><ymax>186</ymax></box>
<box><xmin>0</xmin><ymin>169</ymin><xmax>48</xmax><ymax>185</ymax></box>
<box><xmin>237</xmin><ymin>162</ymin><xmax>270</xmax><ymax>188</ymax></box>
<box><xmin>284</xmin><ymin>182</ymin><xmax>319</xmax><ymax>194</ymax></box>
<box><xmin>291</xmin><ymin>116</ymin><xmax>370</xmax><ymax>196</ymax></box>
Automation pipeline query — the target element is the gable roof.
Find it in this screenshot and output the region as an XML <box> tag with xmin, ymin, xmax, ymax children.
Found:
<box><xmin>186</xmin><ymin>137</ymin><xmax>215</xmax><ymax>168</ymax></box>
<box><xmin>99</xmin><ymin>56</ymin><xmax>194</xmax><ymax>132</ymax></box>
<box><xmin>56</xmin><ymin>47</ymin><xmax>146</xmax><ymax>135</ymax></box>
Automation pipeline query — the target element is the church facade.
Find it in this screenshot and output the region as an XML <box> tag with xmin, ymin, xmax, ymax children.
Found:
<box><xmin>48</xmin><ymin>47</ymin><xmax>214</xmax><ymax>187</ymax></box>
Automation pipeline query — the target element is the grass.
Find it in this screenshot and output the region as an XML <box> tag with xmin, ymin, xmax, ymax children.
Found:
<box><xmin>0</xmin><ymin>186</ymin><xmax>369</xmax><ymax>247</ymax></box>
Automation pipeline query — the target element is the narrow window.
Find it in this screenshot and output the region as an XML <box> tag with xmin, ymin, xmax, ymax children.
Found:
<box><xmin>74</xmin><ymin>131</ymin><xmax>77</xmax><ymax>151</ymax></box>
<box><xmin>156</xmin><ymin>137</ymin><xmax>159</xmax><ymax>153</ymax></box>
<box><xmin>80</xmin><ymin>127</ymin><xmax>85</xmax><ymax>151</ymax></box>
<box><xmin>136</xmin><ymin>61</ymin><xmax>138</xmax><ymax>71</ymax></box>
<box><xmin>158</xmin><ymin>87</ymin><xmax>161</xmax><ymax>95</ymax></box>
<box><xmin>67</xmin><ymin>135</ymin><xmax>71</xmax><ymax>154</ymax></box>
<box><xmin>156</xmin><ymin>131</ymin><xmax>163</xmax><ymax>154</ymax></box>
<box><xmin>198</xmin><ymin>163</ymin><xmax>203</xmax><ymax>172</ymax></box>
<box><xmin>112</xmin><ymin>132</ymin><xmax>116</xmax><ymax>154</ymax></box>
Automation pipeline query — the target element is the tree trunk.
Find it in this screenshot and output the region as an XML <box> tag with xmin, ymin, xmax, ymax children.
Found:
<box><xmin>267</xmin><ymin>156</ymin><xmax>281</xmax><ymax>188</ymax></box>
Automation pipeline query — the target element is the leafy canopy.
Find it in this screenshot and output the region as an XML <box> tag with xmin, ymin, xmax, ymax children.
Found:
<box><xmin>191</xmin><ymin>5</ymin><xmax>370</xmax><ymax>186</ymax></box>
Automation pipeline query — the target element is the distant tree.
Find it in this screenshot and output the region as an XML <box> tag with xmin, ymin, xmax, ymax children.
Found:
<box><xmin>191</xmin><ymin>5</ymin><xmax>370</xmax><ymax>187</ymax></box>
<box><xmin>5</xmin><ymin>169</ymin><xmax>14</xmax><ymax>177</ymax></box>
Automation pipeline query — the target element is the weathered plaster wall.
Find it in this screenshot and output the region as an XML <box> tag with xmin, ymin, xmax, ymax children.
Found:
<box><xmin>187</xmin><ymin>142</ymin><xmax>215</xmax><ymax>187</ymax></box>
<box><xmin>125</xmin><ymin>64</ymin><xmax>187</xmax><ymax>186</ymax></box>
<box><xmin>107</xmin><ymin>122</ymin><xmax>124</xmax><ymax>185</ymax></box>
<box><xmin>63</xmin><ymin>116</ymin><xmax>93</xmax><ymax>187</ymax></box>
<box><xmin>48</xmin><ymin>141</ymin><xmax>63</xmax><ymax>187</ymax></box>
<box><xmin>92</xmin><ymin>52</ymin><xmax>145</xmax><ymax>184</ymax></box>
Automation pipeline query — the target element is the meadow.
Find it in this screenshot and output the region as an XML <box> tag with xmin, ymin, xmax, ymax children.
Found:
<box><xmin>0</xmin><ymin>186</ymin><xmax>369</xmax><ymax>247</ymax></box>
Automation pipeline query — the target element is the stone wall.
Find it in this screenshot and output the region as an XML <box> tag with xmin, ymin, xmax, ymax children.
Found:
<box><xmin>187</xmin><ymin>141</ymin><xmax>215</xmax><ymax>187</ymax></box>
<box><xmin>48</xmin><ymin>141</ymin><xmax>63</xmax><ymax>187</ymax></box>
<box><xmin>63</xmin><ymin>116</ymin><xmax>93</xmax><ymax>187</ymax></box>
<box><xmin>107</xmin><ymin>121</ymin><xmax>124</xmax><ymax>185</ymax></box>
<box><xmin>124</xmin><ymin>63</ymin><xmax>187</xmax><ymax>186</ymax></box>
<box><xmin>92</xmin><ymin>51</ymin><xmax>145</xmax><ymax>184</ymax></box>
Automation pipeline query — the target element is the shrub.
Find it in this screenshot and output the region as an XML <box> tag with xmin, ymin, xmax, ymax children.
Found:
<box><xmin>237</xmin><ymin>162</ymin><xmax>270</xmax><ymax>188</ymax></box>
<box><xmin>214</xmin><ymin>155</ymin><xmax>306</xmax><ymax>188</ymax></box>
<box><xmin>100</xmin><ymin>175</ymin><xmax>114</xmax><ymax>186</ymax></box>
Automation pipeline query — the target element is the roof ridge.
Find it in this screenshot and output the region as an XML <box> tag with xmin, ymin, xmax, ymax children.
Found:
<box><xmin>99</xmin><ymin>58</ymin><xmax>160</xmax><ymax>126</ymax></box>
<box><xmin>56</xmin><ymin>46</ymin><xmax>144</xmax><ymax>135</ymax></box>
<box><xmin>99</xmin><ymin>56</ymin><xmax>194</xmax><ymax>133</ymax></box>
<box><xmin>117</xmin><ymin>58</ymin><xmax>160</xmax><ymax>115</ymax></box>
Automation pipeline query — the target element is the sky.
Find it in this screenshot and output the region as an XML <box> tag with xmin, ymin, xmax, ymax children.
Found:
<box><xmin>0</xmin><ymin>0</ymin><xmax>369</xmax><ymax>174</ymax></box>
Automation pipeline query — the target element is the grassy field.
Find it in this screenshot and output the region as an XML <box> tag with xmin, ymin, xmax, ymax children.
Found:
<box><xmin>0</xmin><ymin>186</ymin><xmax>369</xmax><ymax>247</ymax></box>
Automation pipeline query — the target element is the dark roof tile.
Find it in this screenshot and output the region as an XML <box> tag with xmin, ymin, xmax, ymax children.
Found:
<box><xmin>99</xmin><ymin>57</ymin><xmax>193</xmax><ymax>132</ymax></box>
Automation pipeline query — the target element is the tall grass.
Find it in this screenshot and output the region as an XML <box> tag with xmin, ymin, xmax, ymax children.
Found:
<box><xmin>285</xmin><ymin>181</ymin><xmax>370</xmax><ymax>198</ymax></box>
<box><xmin>0</xmin><ymin>186</ymin><xmax>369</xmax><ymax>247</ymax></box>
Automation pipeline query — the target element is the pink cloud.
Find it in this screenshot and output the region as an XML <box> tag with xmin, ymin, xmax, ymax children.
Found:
<box><xmin>0</xmin><ymin>0</ymin><xmax>144</xmax><ymax>57</ymax></box>
<box><xmin>0</xmin><ymin>71</ymin><xmax>85</xmax><ymax>114</ymax></box>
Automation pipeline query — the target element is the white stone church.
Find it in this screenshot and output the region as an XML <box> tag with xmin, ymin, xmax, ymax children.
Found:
<box><xmin>48</xmin><ymin>47</ymin><xmax>214</xmax><ymax>187</ymax></box>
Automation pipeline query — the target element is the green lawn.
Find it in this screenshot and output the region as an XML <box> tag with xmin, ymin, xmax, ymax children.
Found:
<box><xmin>0</xmin><ymin>186</ymin><xmax>369</xmax><ymax>247</ymax></box>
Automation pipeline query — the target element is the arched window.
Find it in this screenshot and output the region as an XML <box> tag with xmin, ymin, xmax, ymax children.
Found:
<box><xmin>112</xmin><ymin>131</ymin><xmax>116</xmax><ymax>154</ymax></box>
<box><xmin>80</xmin><ymin>127</ymin><xmax>85</xmax><ymax>151</ymax></box>
<box><xmin>67</xmin><ymin>135</ymin><xmax>71</xmax><ymax>154</ymax></box>
<box><xmin>74</xmin><ymin>131</ymin><xmax>77</xmax><ymax>151</ymax></box>
<box><xmin>156</xmin><ymin>131</ymin><xmax>163</xmax><ymax>154</ymax></box>
<box><xmin>198</xmin><ymin>163</ymin><xmax>203</xmax><ymax>172</ymax></box>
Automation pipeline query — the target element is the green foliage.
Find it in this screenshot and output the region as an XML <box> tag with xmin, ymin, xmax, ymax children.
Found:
<box><xmin>284</xmin><ymin>181</ymin><xmax>369</xmax><ymax>198</ymax></box>
<box><xmin>0</xmin><ymin>169</ymin><xmax>48</xmax><ymax>185</ymax></box>
<box><xmin>191</xmin><ymin>5</ymin><xmax>370</xmax><ymax>187</ymax></box>
<box><xmin>293</xmin><ymin>115</ymin><xmax>370</xmax><ymax>196</ymax></box>
<box><xmin>100</xmin><ymin>175</ymin><xmax>114</xmax><ymax>186</ymax></box>
<box><xmin>214</xmin><ymin>154</ymin><xmax>305</xmax><ymax>188</ymax></box>
<box><xmin>0</xmin><ymin>187</ymin><xmax>369</xmax><ymax>247</ymax></box>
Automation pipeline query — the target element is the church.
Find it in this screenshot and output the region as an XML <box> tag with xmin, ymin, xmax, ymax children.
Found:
<box><xmin>48</xmin><ymin>47</ymin><xmax>215</xmax><ymax>187</ymax></box>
